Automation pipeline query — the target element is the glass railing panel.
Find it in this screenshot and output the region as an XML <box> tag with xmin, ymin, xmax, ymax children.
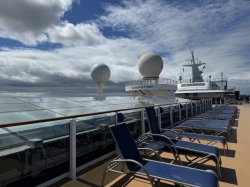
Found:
<box><xmin>0</xmin><ymin>121</ymin><xmax>70</xmax><ymax>187</ymax></box>
<box><xmin>0</xmin><ymin>129</ymin><xmax>25</xmax><ymax>151</ymax></box>
<box><xmin>127</xmin><ymin>121</ymin><xmax>142</xmax><ymax>138</ymax></box>
<box><xmin>180</xmin><ymin>106</ymin><xmax>186</xmax><ymax>119</ymax></box>
<box><xmin>172</xmin><ymin>105</ymin><xmax>179</xmax><ymax>124</ymax></box>
<box><xmin>75</xmin><ymin>114</ymin><xmax>116</xmax><ymax>168</ymax></box>
<box><xmin>161</xmin><ymin>106</ymin><xmax>170</xmax><ymax>128</ymax></box>
<box><xmin>122</xmin><ymin>110</ymin><xmax>141</xmax><ymax>122</ymax></box>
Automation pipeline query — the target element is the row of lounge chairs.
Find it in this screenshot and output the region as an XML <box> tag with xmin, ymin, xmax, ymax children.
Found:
<box><xmin>101</xmin><ymin>105</ymin><xmax>237</xmax><ymax>187</ymax></box>
<box><xmin>172</xmin><ymin>105</ymin><xmax>237</xmax><ymax>141</ymax></box>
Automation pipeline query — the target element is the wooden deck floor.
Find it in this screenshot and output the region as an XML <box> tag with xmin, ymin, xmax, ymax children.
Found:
<box><xmin>50</xmin><ymin>104</ymin><xmax>250</xmax><ymax>187</ymax></box>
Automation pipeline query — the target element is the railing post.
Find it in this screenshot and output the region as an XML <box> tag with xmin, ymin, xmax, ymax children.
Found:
<box><xmin>178</xmin><ymin>104</ymin><xmax>181</xmax><ymax>121</ymax></box>
<box><xmin>141</xmin><ymin>109</ymin><xmax>145</xmax><ymax>133</ymax></box>
<box><xmin>210</xmin><ymin>98</ymin><xmax>212</xmax><ymax>108</ymax></box>
<box><xmin>158</xmin><ymin>107</ymin><xmax>162</xmax><ymax>128</ymax></box>
<box><xmin>169</xmin><ymin>105</ymin><xmax>173</xmax><ymax>126</ymax></box>
<box><xmin>69</xmin><ymin>119</ymin><xmax>76</xmax><ymax>179</ymax></box>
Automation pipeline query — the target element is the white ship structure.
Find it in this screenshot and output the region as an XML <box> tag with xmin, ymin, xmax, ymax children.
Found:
<box><xmin>125</xmin><ymin>53</ymin><xmax>177</xmax><ymax>99</ymax></box>
<box><xmin>175</xmin><ymin>51</ymin><xmax>235</xmax><ymax>103</ymax></box>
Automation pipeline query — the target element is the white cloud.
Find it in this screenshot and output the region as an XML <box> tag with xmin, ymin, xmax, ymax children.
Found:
<box><xmin>48</xmin><ymin>21</ymin><xmax>106</xmax><ymax>46</ymax></box>
<box><xmin>0</xmin><ymin>0</ymin><xmax>73</xmax><ymax>45</ymax></box>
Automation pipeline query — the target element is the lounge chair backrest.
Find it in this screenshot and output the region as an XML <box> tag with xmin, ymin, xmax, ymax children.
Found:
<box><xmin>145</xmin><ymin>107</ymin><xmax>161</xmax><ymax>140</ymax></box>
<box><xmin>110</xmin><ymin>123</ymin><xmax>143</xmax><ymax>170</ymax></box>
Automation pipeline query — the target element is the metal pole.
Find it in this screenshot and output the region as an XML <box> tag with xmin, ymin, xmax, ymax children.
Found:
<box><xmin>141</xmin><ymin>109</ymin><xmax>145</xmax><ymax>133</ymax></box>
<box><xmin>69</xmin><ymin>119</ymin><xmax>76</xmax><ymax>179</ymax></box>
<box><xmin>158</xmin><ymin>107</ymin><xmax>162</xmax><ymax>128</ymax></box>
<box><xmin>169</xmin><ymin>105</ymin><xmax>173</xmax><ymax>126</ymax></box>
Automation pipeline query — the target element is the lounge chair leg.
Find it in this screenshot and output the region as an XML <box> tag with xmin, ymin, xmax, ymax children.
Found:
<box><xmin>122</xmin><ymin>162</ymin><xmax>124</xmax><ymax>172</ymax></box>
<box><xmin>217</xmin><ymin>161</ymin><xmax>222</xmax><ymax>177</ymax></box>
<box><xmin>101</xmin><ymin>171</ymin><xmax>107</xmax><ymax>187</ymax></box>
<box><xmin>223</xmin><ymin>145</ymin><xmax>226</xmax><ymax>156</ymax></box>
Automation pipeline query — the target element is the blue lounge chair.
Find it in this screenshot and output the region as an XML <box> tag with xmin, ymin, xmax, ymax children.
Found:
<box><xmin>147</xmin><ymin>107</ymin><xmax>228</xmax><ymax>155</ymax></box>
<box><xmin>174</xmin><ymin>122</ymin><xmax>231</xmax><ymax>141</ymax></box>
<box><xmin>172</xmin><ymin>114</ymin><xmax>231</xmax><ymax>140</ymax></box>
<box><xmin>101</xmin><ymin>123</ymin><xmax>219</xmax><ymax>187</ymax></box>
<box><xmin>143</xmin><ymin>107</ymin><xmax>222</xmax><ymax>176</ymax></box>
<box><xmin>159</xmin><ymin>128</ymin><xmax>228</xmax><ymax>155</ymax></box>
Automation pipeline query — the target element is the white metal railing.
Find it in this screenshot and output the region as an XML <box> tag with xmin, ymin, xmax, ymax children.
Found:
<box><xmin>125</xmin><ymin>78</ymin><xmax>177</xmax><ymax>86</ymax></box>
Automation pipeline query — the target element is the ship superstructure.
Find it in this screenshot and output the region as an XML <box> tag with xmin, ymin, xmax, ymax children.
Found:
<box><xmin>175</xmin><ymin>51</ymin><xmax>235</xmax><ymax>103</ymax></box>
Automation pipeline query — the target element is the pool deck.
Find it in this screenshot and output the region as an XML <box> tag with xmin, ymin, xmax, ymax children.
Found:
<box><xmin>50</xmin><ymin>104</ymin><xmax>250</xmax><ymax>187</ymax></box>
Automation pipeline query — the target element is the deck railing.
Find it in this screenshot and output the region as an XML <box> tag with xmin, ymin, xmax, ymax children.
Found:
<box><xmin>0</xmin><ymin>99</ymin><xmax>212</xmax><ymax>187</ymax></box>
<box><xmin>125</xmin><ymin>78</ymin><xmax>177</xmax><ymax>86</ymax></box>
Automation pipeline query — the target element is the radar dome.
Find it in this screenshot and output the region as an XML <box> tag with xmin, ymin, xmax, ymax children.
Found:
<box><xmin>138</xmin><ymin>53</ymin><xmax>163</xmax><ymax>78</ymax></box>
<box><xmin>90</xmin><ymin>63</ymin><xmax>110</xmax><ymax>83</ymax></box>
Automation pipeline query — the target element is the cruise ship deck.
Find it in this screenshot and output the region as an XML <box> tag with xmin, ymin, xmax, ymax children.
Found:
<box><xmin>49</xmin><ymin>104</ymin><xmax>249</xmax><ymax>187</ymax></box>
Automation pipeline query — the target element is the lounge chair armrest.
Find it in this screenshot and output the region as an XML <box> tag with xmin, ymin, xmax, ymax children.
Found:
<box><xmin>102</xmin><ymin>158</ymin><xmax>154</xmax><ymax>187</ymax></box>
<box><xmin>144</xmin><ymin>133</ymin><xmax>179</xmax><ymax>154</ymax></box>
<box><xmin>175</xmin><ymin>125</ymin><xmax>203</xmax><ymax>133</ymax></box>
<box><xmin>172</xmin><ymin>126</ymin><xmax>195</xmax><ymax>133</ymax></box>
<box><xmin>160</xmin><ymin>128</ymin><xmax>182</xmax><ymax>138</ymax></box>
<box><xmin>138</xmin><ymin>148</ymin><xmax>163</xmax><ymax>161</ymax></box>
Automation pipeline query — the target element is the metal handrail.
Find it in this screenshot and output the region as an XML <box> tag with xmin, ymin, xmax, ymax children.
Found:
<box><xmin>0</xmin><ymin>101</ymin><xmax>194</xmax><ymax>128</ymax></box>
<box><xmin>125</xmin><ymin>78</ymin><xmax>177</xmax><ymax>86</ymax></box>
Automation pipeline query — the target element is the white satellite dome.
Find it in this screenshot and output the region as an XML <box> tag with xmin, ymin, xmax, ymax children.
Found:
<box><xmin>90</xmin><ymin>63</ymin><xmax>110</xmax><ymax>83</ymax></box>
<box><xmin>90</xmin><ymin>63</ymin><xmax>110</xmax><ymax>96</ymax></box>
<box><xmin>138</xmin><ymin>52</ymin><xmax>163</xmax><ymax>78</ymax></box>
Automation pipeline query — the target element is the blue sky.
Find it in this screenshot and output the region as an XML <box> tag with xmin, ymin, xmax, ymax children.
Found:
<box><xmin>0</xmin><ymin>0</ymin><xmax>249</xmax><ymax>96</ymax></box>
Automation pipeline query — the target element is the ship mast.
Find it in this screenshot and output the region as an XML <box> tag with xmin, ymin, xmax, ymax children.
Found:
<box><xmin>183</xmin><ymin>51</ymin><xmax>206</xmax><ymax>82</ymax></box>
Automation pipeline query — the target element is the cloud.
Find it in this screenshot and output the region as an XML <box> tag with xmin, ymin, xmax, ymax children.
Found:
<box><xmin>48</xmin><ymin>21</ymin><xmax>106</xmax><ymax>46</ymax></box>
<box><xmin>0</xmin><ymin>0</ymin><xmax>73</xmax><ymax>45</ymax></box>
<box><xmin>0</xmin><ymin>0</ymin><xmax>250</xmax><ymax>94</ymax></box>
<box><xmin>99</xmin><ymin>0</ymin><xmax>250</xmax><ymax>52</ymax></box>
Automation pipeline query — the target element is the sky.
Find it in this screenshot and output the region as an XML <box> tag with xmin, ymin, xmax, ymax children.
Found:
<box><xmin>0</xmin><ymin>0</ymin><xmax>250</xmax><ymax>97</ymax></box>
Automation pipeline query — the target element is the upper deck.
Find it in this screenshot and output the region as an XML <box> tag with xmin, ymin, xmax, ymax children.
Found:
<box><xmin>50</xmin><ymin>103</ymin><xmax>250</xmax><ymax>187</ymax></box>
